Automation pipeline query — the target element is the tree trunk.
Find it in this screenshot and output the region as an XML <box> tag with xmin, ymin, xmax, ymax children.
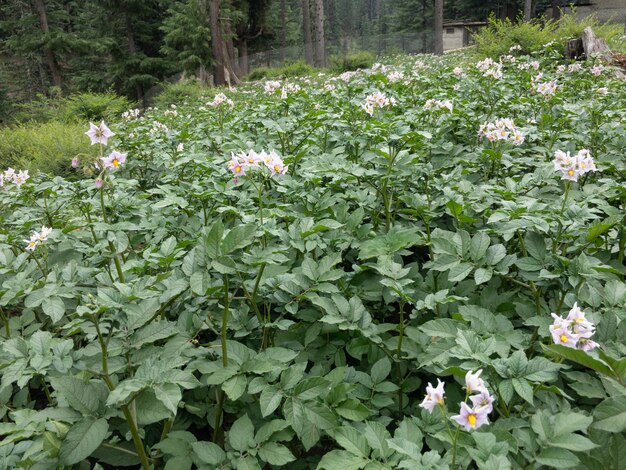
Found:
<box><xmin>524</xmin><ymin>0</ymin><xmax>532</xmax><ymax>21</ymax></box>
<box><xmin>223</xmin><ymin>19</ymin><xmax>240</xmax><ymax>80</ymax></box>
<box><xmin>551</xmin><ymin>0</ymin><xmax>561</xmax><ymax>20</ymax></box>
<box><xmin>208</xmin><ymin>0</ymin><xmax>226</xmax><ymax>86</ymax></box>
<box><xmin>236</xmin><ymin>37</ymin><xmax>249</xmax><ymax>76</ymax></box>
<box><xmin>302</xmin><ymin>0</ymin><xmax>314</xmax><ymax>64</ymax></box>
<box><xmin>313</xmin><ymin>0</ymin><xmax>325</xmax><ymax>67</ymax></box>
<box><xmin>32</xmin><ymin>0</ymin><xmax>62</xmax><ymax>90</ymax></box>
<box><xmin>125</xmin><ymin>11</ymin><xmax>145</xmax><ymax>106</ymax></box>
<box><xmin>280</xmin><ymin>0</ymin><xmax>286</xmax><ymax>62</ymax></box>
<box><xmin>433</xmin><ymin>0</ymin><xmax>443</xmax><ymax>55</ymax></box>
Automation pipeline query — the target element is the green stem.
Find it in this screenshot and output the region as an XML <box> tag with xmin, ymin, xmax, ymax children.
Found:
<box><xmin>0</xmin><ymin>307</ymin><xmax>9</xmax><ymax>338</ymax></box>
<box><xmin>221</xmin><ymin>275</ymin><xmax>230</xmax><ymax>368</ymax></box>
<box><xmin>93</xmin><ymin>316</ymin><xmax>150</xmax><ymax>470</ymax></box>
<box><xmin>552</xmin><ymin>181</ymin><xmax>571</xmax><ymax>254</ymax></box>
<box><xmin>100</xmin><ymin>186</ymin><xmax>125</xmax><ymax>283</ymax></box>
<box><xmin>396</xmin><ymin>300</ymin><xmax>405</xmax><ymax>415</ymax></box>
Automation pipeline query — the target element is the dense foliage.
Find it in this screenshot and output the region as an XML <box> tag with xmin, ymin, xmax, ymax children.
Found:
<box><xmin>1</xmin><ymin>47</ymin><xmax>626</xmax><ymax>469</ymax></box>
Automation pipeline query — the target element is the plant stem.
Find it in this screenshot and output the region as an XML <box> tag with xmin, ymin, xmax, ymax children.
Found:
<box><xmin>221</xmin><ymin>275</ymin><xmax>230</xmax><ymax>368</ymax></box>
<box><xmin>100</xmin><ymin>186</ymin><xmax>126</xmax><ymax>283</ymax></box>
<box><xmin>93</xmin><ymin>316</ymin><xmax>150</xmax><ymax>470</ymax></box>
<box><xmin>396</xmin><ymin>300</ymin><xmax>405</xmax><ymax>415</ymax></box>
<box><xmin>0</xmin><ymin>307</ymin><xmax>10</xmax><ymax>338</ymax></box>
<box><xmin>552</xmin><ymin>181</ymin><xmax>570</xmax><ymax>254</ymax></box>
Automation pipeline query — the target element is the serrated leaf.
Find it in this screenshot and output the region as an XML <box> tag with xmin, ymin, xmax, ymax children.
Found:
<box><xmin>59</xmin><ymin>417</ymin><xmax>108</xmax><ymax>465</ymax></box>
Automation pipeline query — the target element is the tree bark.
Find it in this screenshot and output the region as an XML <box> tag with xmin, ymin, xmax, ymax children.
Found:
<box><xmin>236</xmin><ymin>37</ymin><xmax>249</xmax><ymax>76</ymax></box>
<box><xmin>524</xmin><ymin>0</ymin><xmax>532</xmax><ymax>21</ymax></box>
<box><xmin>32</xmin><ymin>0</ymin><xmax>62</xmax><ymax>90</ymax></box>
<box><xmin>433</xmin><ymin>0</ymin><xmax>443</xmax><ymax>55</ymax></box>
<box><xmin>313</xmin><ymin>0</ymin><xmax>325</xmax><ymax>67</ymax></box>
<box><xmin>124</xmin><ymin>10</ymin><xmax>145</xmax><ymax>106</ymax></box>
<box><xmin>280</xmin><ymin>0</ymin><xmax>286</xmax><ymax>62</ymax></box>
<box><xmin>302</xmin><ymin>0</ymin><xmax>314</xmax><ymax>64</ymax></box>
<box><xmin>551</xmin><ymin>0</ymin><xmax>561</xmax><ymax>20</ymax></box>
<box><xmin>208</xmin><ymin>0</ymin><xmax>226</xmax><ymax>86</ymax></box>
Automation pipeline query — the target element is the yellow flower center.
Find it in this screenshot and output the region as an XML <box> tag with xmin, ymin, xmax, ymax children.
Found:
<box><xmin>468</xmin><ymin>414</ymin><xmax>476</xmax><ymax>428</ymax></box>
<box><xmin>112</xmin><ymin>159</ymin><xmax>120</xmax><ymax>167</ymax></box>
<box><xmin>575</xmin><ymin>317</ymin><xmax>585</xmax><ymax>323</ymax></box>
<box><xmin>437</xmin><ymin>398</ymin><xmax>444</xmax><ymax>405</ymax></box>
<box><xmin>568</xmin><ymin>169</ymin><xmax>575</xmax><ymax>176</ymax></box>
<box><xmin>235</xmin><ymin>165</ymin><xmax>241</xmax><ymax>173</ymax></box>
<box><xmin>560</xmin><ymin>334</ymin><xmax>568</xmax><ymax>343</ymax></box>
<box><xmin>274</xmin><ymin>165</ymin><xmax>281</xmax><ymax>172</ymax></box>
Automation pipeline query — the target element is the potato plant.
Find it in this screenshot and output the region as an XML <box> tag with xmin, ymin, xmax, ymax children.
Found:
<box><xmin>1</xmin><ymin>49</ymin><xmax>625</xmax><ymax>469</ymax></box>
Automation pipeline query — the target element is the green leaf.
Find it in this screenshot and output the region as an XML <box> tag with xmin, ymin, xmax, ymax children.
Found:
<box><xmin>42</xmin><ymin>296</ymin><xmax>65</xmax><ymax>323</ymax></box>
<box><xmin>222</xmin><ymin>224</ymin><xmax>257</xmax><ymax>254</ymax></box>
<box><xmin>474</xmin><ymin>267</ymin><xmax>492</xmax><ymax>285</ymax></box>
<box><xmin>154</xmin><ymin>383</ymin><xmax>181</xmax><ymax>415</ymax></box>
<box><xmin>512</xmin><ymin>378</ymin><xmax>534</xmax><ymax>405</ymax></box>
<box><xmin>49</xmin><ymin>376</ymin><xmax>103</xmax><ymax>415</ymax></box>
<box><xmin>293</xmin><ymin>377</ymin><xmax>330</xmax><ymax>401</ymax></box>
<box><xmin>259</xmin><ymin>385</ymin><xmax>283</xmax><ymax>417</ymax></box>
<box><xmin>593</xmin><ymin>395</ymin><xmax>626</xmax><ymax>432</ymax></box>
<box><xmin>470</xmin><ymin>232</ymin><xmax>491</xmax><ymax>261</ymax></box>
<box><xmin>542</xmin><ymin>344</ymin><xmax>614</xmax><ymax>377</ymax></box>
<box><xmin>258</xmin><ymin>442</ymin><xmax>296</xmax><ymax>465</ymax></box>
<box><xmin>223</xmin><ymin>374</ymin><xmax>247</xmax><ymax>401</ymax></box>
<box><xmin>371</xmin><ymin>357</ymin><xmax>391</xmax><ymax>384</ymax></box>
<box><xmin>549</xmin><ymin>433</ymin><xmax>598</xmax><ymax>452</ymax></box>
<box><xmin>130</xmin><ymin>321</ymin><xmax>178</xmax><ymax>349</ymax></box>
<box><xmin>317</xmin><ymin>450</ymin><xmax>369</xmax><ymax>470</ymax></box>
<box><xmin>535</xmin><ymin>447</ymin><xmax>579</xmax><ymax>468</ymax></box>
<box><xmin>228</xmin><ymin>414</ymin><xmax>255</xmax><ymax>452</ymax></box>
<box><xmin>334</xmin><ymin>426</ymin><xmax>370</xmax><ymax>458</ymax></box>
<box><xmin>363</xmin><ymin>421</ymin><xmax>390</xmax><ymax>457</ymax></box>
<box><xmin>335</xmin><ymin>399</ymin><xmax>371</xmax><ymax>421</ymax></box>
<box><xmin>59</xmin><ymin>417</ymin><xmax>109</xmax><ymax>465</ymax></box>
<box><xmin>419</xmin><ymin>318</ymin><xmax>461</xmax><ymax>339</ymax></box>
<box><xmin>447</xmin><ymin>262</ymin><xmax>473</xmax><ymax>282</ymax></box>
<box><xmin>191</xmin><ymin>441</ymin><xmax>225</xmax><ymax>465</ymax></box>
<box><xmin>485</xmin><ymin>244</ymin><xmax>506</xmax><ymax>265</ymax></box>
<box><xmin>525</xmin><ymin>232</ymin><xmax>546</xmax><ymax>260</ymax></box>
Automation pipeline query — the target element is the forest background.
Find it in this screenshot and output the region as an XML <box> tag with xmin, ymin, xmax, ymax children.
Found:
<box><xmin>0</xmin><ymin>0</ymin><xmax>580</xmax><ymax>111</ymax></box>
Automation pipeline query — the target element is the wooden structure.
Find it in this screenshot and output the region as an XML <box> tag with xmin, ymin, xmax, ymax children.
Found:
<box><xmin>442</xmin><ymin>21</ymin><xmax>487</xmax><ymax>52</ymax></box>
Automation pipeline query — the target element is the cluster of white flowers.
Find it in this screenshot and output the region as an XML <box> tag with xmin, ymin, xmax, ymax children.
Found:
<box><xmin>264</xmin><ymin>80</ymin><xmax>281</xmax><ymax>94</ymax></box>
<box><xmin>595</xmin><ymin>87</ymin><xmax>609</xmax><ymax>95</ymax></box>
<box><xmin>534</xmin><ymin>80</ymin><xmax>557</xmax><ymax>97</ymax></box>
<box><xmin>424</xmin><ymin>98</ymin><xmax>453</xmax><ymax>112</ymax></box>
<box><xmin>420</xmin><ymin>370</ymin><xmax>495</xmax><ymax>432</ymax></box>
<box><xmin>338</xmin><ymin>71</ymin><xmax>357</xmax><ymax>82</ymax></box>
<box><xmin>517</xmin><ymin>60</ymin><xmax>540</xmax><ymax>71</ymax></box>
<box><xmin>121</xmin><ymin>108</ymin><xmax>141</xmax><ymax>120</ymax></box>
<box><xmin>324</xmin><ymin>83</ymin><xmax>336</xmax><ymax>92</ymax></box>
<box><xmin>550</xmin><ymin>303</ymin><xmax>598</xmax><ymax>351</ymax></box>
<box><xmin>453</xmin><ymin>66</ymin><xmax>464</xmax><ymax>77</ymax></box>
<box><xmin>553</xmin><ymin>149</ymin><xmax>596</xmax><ymax>182</ymax></box>
<box><xmin>509</xmin><ymin>44</ymin><xmax>522</xmax><ymax>53</ymax></box>
<box><xmin>24</xmin><ymin>226</ymin><xmax>52</xmax><ymax>252</ymax></box>
<box><xmin>478</xmin><ymin>118</ymin><xmax>524</xmax><ymax>145</ymax></box>
<box><xmin>228</xmin><ymin>149</ymin><xmax>288</xmax><ymax>178</ymax></box>
<box><xmin>163</xmin><ymin>109</ymin><xmax>178</xmax><ymax>117</ymax></box>
<box><xmin>568</xmin><ymin>63</ymin><xmax>583</xmax><ymax>72</ymax></box>
<box><xmin>149</xmin><ymin>121</ymin><xmax>169</xmax><ymax>134</ymax></box>
<box><xmin>477</xmin><ymin>58</ymin><xmax>503</xmax><ymax>79</ymax></box>
<box><xmin>208</xmin><ymin>93</ymin><xmax>234</xmax><ymax>108</ymax></box>
<box><xmin>280</xmin><ymin>83</ymin><xmax>301</xmax><ymax>99</ymax></box>
<box><xmin>590</xmin><ymin>65</ymin><xmax>604</xmax><ymax>76</ymax></box>
<box><xmin>0</xmin><ymin>168</ymin><xmax>30</xmax><ymax>188</ymax></box>
<box><xmin>362</xmin><ymin>91</ymin><xmax>395</xmax><ymax>116</ymax></box>
<box><xmin>387</xmin><ymin>70</ymin><xmax>404</xmax><ymax>82</ymax></box>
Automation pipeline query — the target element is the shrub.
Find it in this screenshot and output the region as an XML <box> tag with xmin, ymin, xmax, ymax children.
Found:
<box><xmin>246</xmin><ymin>61</ymin><xmax>314</xmax><ymax>81</ymax></box>
<box><xmin>329</xmin><ymin>50</ymin><xmax>375</xmax><ymax>72</ymax></box>
<box><xmin>153</xmin><ymin>80</ymin><xmax>206</xmax><ymax>107</ymax></box>
<box><xmin>472</xmin><ymin>15</ymin><xmax>556</xmax><ymax>58</ymax></box>
<box><xmin>62</xmin><ymin>92</ymin><xmax>133</xmax><ymax>123</ymax></box>
<box><xmin>0</xmin><ymin>121</ymin><xmax>93</xmax><ymax>177</ymax></box>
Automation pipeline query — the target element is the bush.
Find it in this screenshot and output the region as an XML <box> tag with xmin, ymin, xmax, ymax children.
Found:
<box><xmin>153</xmin><ymin>80</ymin><xmax>206</xmax><ymax>107</ymax></box>
<box><xmin>473</xmin><ymin>15</ymin><xmax>556</xmax><ymax>58</ymax></box>
<box><xmin>62</xmin><ymin>92</ymin><xmax>133</xmax><ymax>123</ymax></box>
<box><xmin>11</xmin><ymin>92</ymin><xmax>133</xmax><ymax>125</ymax></box>
<box><xmin>246</xmin><ymin>61</ymin><xmax>314</xmax><ymax>81</ymax></box>
<box><xmin>329</xmin><ymin>51</ymin><xmax>375</xmax><ymax>72</ymax></box>
<box><xmin>473</xmin><ymin>12</ymin><xmax>626</xmax><ymax>59</ymax></box>
<box><xmin>0</xmin><ymin>121</ymin><xmax>93</xmax><ymax>177</ymax></box>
